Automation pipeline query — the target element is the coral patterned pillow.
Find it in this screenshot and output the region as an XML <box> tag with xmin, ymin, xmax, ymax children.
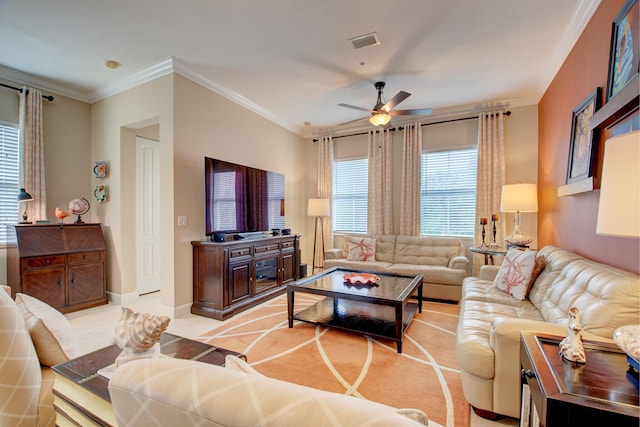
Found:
<box><xmin>494</xmin><ymin>249</ymin><xmax>538</xmax><ymax>300</ymax></box>
<box><xmin>346</xmin><ymin>237</ymin><xmax>376</xmax><ymax>261</ymax></box>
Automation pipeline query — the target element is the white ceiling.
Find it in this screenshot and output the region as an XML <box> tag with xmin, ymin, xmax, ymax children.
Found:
<box><xmin>0</xmin><ymin>0</ymin><xmax>599</xmax><ymax>138</ymax></box>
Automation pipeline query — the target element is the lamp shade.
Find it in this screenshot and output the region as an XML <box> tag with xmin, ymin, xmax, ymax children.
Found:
<box><xmin>596</xmin><ymin>130</ymin><xmax>640</xmax><ymax>238</ymax></box>
<box><xmin>308</xmin><ymin>198</ymin><xmax>330</xmax><ymax>217</ymax></box>
<box><xmin>500</xmin><ymin>184</ymin><xmax>538</xmax><ymax>212</ymax></box>
<box><xmin>369</xmin><ymin>113</ymin><xmax>391</xmax><ymax>126</ymax></box>
<box><xmin>17</xmin><ymin>188</ymin><xmax>33</xmax><ymax>202</ymax></box>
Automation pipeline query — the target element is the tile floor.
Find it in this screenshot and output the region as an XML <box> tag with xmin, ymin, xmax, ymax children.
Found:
<box><xmin>64</xmin><ymin>292</ymin><xmax>518</xmax><ymax>427</ymax></box>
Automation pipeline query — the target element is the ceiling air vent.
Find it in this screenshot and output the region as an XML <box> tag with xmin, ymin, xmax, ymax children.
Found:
<box><xmin>349</xmin><ymin>32</ymin><xmax>380</xmax><ymax>49</ymax></box>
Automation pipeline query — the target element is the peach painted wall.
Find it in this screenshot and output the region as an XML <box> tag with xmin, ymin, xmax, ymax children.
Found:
<box><xmin>538</xmin><ymin>0</ymin><xmax>639</xmax><ymax>274</ymax></box>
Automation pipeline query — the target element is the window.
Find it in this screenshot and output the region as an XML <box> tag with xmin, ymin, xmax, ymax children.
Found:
<box><xmin>332</xmin><ymin>158</ymin><xmax>368</xmax><ymax>233</ymax></box>
<box><xmin>421</xmin><ymin>148</ymin><xmax>477</xmax><ymax>236</ymax></box>
<box><xmin>0</xmin><ymin>122</ymin><xmax>19</xmax><ymax>244</ymax></box>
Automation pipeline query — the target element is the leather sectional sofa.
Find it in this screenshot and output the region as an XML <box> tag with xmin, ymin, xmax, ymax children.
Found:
<box><xmin>455</xmin><ymin>245</ymin><xmax>640</xmax><ymax>419</ymax></box>
<box><xmin>324</xmin><ymin>235</ymin><xmax>470</xmax><ymax>302</ymax></box>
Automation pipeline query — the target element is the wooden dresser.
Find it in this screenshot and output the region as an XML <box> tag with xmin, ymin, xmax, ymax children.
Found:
<box><xmin>7</xmin><ymin>223</ymin><xmax>107</xmax><ymax>313</ymax></box>
<box><xmin>191</xmin><ymin>234</ymin><xmax>301</xmax><ymax>320</ymax></box>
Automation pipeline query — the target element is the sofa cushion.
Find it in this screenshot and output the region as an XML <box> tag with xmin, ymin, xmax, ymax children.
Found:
<box><xmin>455</xmin><ymin>299</ymin><xmax>543</xmax><ymax>379</ymax></box>
<box><xmin>324</xmin><ymin>259</ymin><xmax>392</xmax><ymax>272</ymax></box>
<box><xmin>527</xmin><ymin>246</ymin><xmax>584</xmax><ymax>309</ymax></box>
<box><xmin>539</xmin><ymin>259</ymin><xmax>640</xmax><ymax>338</ymax></box>
<box><xmin>15</xmin><ymin>293</ymin><xmax>81</xmax><ymax>367</ymax></box>
<box><xmin>393</xmin><ymin>236</ymin><xmax>462</xmax><ymax>266</ymax></box>
<box><xmin>0</xmin><ymin>286</ymin><xmax>41</xmax><ymax>427</ymax></box>
<box><xmin>346</xmin><ymin>237</ymin><xmax>376</xmax><ymax>261</ymax></box>
<box><xmin>461</xmin><ymin>278</ymin><xmax>529</xmax><ymax>306</ymax></box>
<box><xmin>109</xmin><ymin>358</ymin><xmax>430</xmax><ymax>427</ymax></box>
<box><xmin>387</xmin><ymin>264</ymin><xmax>465</xmax><ymax>286</ymax></box>
<box><xmin>493</xmin><ymin>249</ymin><xmax>538</xmax><ymax>300</ymax></box>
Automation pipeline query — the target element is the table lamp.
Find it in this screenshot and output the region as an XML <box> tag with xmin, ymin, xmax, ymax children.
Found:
<box><xmin>308</xmin><ymin>198</ymin><xmax>330</xmax><ymax>271</ymax></box>
<box><xmin>17</xmin><ymin>188</ymin><xmax>34</xmax><ymax>224</ymax></box>
<box><xmin>596</xmin><ymin>130</ymin><xmax>639</xmax><ymax>238</ymax></box>
<box><xmin>500</xmin><ymin>183</ymin><xmax>538</xmax><ymax>247</ymax></box>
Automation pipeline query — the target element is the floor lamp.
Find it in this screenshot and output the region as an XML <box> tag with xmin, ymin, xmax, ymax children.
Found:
<box><xmin>308</xmin><ymin>198</ymin><xmax>330</xmax><ymax>272</ymax></box>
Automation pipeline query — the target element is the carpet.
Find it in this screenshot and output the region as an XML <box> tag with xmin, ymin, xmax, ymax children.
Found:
<box><xmin>197</xmin><ymin>293</ymin><xmax>469</xmax><ymax>427</ymax></box>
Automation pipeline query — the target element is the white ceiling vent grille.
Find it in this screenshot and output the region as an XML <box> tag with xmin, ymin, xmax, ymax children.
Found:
<box><xmin>349</xmin><ymin>32</ymin><xmax>380</xmax><ymax>49</ymax></box>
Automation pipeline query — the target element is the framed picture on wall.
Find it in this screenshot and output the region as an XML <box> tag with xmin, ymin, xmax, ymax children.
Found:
<box><xmin>606</xmin><ymin>0</ymin><xmax>639</xmax><ymax>101</ymax></box>
<box><xmin>566</xmin><ymin>88</ymin><xmax>600</xmax><ymax>184</ymax></box>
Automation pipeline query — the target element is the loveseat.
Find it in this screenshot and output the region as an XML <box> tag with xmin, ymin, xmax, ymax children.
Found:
<box><xmin>455</xmin><ymin>245</ymin><xmax>640</xmax><ymax>419</ymax></box>
<box><xmin>324</xmin><ymin>235</ymin><xmax>469</xmax><ymax>301</ymax></box>
<box><xmin>0</xmin><ymin>286</ymin><xmax>82</xmax><ymax>427</ymax></box>
<box><xmin>109</xmin><ymin>356</ymin><xmax>432</xmax><ymax>427</ymax></box>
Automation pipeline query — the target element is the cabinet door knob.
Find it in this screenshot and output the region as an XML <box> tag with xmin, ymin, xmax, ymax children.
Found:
<box><xmin>521</xmin><ymin>369</ymin><xmax>536</xmax><ymax>379</ymax></box>
<box><xmin>57</xmin><ymin>277</ymin><xmax>62</xmax><ymax>287</ymax></box>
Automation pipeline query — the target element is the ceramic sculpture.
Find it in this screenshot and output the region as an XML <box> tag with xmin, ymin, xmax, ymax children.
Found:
<box><xmin>113</xmin><ymin>307</ymin><xmax>170</xmax><ymax>368</ymax></box>
<box><xmin>559</xmin><ymin>307</ymin><xmax>586</xmax><ymax>364</ymax></box>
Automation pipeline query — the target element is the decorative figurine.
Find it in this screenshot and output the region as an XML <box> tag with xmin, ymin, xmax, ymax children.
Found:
<box><xmin>559</xmin><ymin>307</ymin><xmax>586</xmax><ymax>364</ymax></box>
<box><xmin>113</xmin><ymin>307</ymin><xmax>170</xmax><ymax>368</ymax></box>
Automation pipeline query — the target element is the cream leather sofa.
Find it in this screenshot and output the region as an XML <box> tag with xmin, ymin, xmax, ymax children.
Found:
<box><xmin>109</xmin><ymin>356</ymin><xmax>431</xmax><ymax>427</ymax></box>
<box><xmin>455</xmin><ymin>245</ymin><xmax>640</xmax><ymax>419</ymax></box>
<box><xmin>324</xmin><ymin>235</ymin><xmax>469</xmax><ymax>301</ymax></box>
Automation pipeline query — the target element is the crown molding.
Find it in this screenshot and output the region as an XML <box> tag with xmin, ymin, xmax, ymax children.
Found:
<box><xmin>171</xmin><ymin>58</ymin><xmax>300</xmax><ymax>136</ymax></box>
<box><xmin>536</xmin><ymin>0</ymin><xmax>601</xmax><ymax>100</ymax></box>
<box><xmin>0</xmin><ymin>64</ymin><xmax>89</xmax><ymax>102</ymax></box>
<box><xmin>87</xmin><ymin>57</ymin><xmax>175</xmax><ymax>103</ymax></box>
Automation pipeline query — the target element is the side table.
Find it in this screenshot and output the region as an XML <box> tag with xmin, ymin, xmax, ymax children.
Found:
<box><xmin>520</xmin><ymin>332</ymin><xmax>639</xmax><ymax>427</ymax></box>
<box><xmin>52</xmin><ymin>333</ymin><xmax>246</xmax><ymax>427</ymax></box>
<box><xmin>469</xmin><ymin>246</ymin><xmax>507</xmax><ymax>265</ymax></box>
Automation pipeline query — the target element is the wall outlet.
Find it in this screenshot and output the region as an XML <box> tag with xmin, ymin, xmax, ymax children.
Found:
<box><xmin>177</xmin><ymin>216</ymin><xmax>187</xmax><ymax>226</ymax></box>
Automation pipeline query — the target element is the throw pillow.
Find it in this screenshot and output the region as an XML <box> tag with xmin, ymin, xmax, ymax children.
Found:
<box><xmin>493</xmin><ymin>249</ymin><xmax>538</xmax><ymax>300</ymax></box>
<box><xmin>15</xmin><ymin>293</ymin><xmax>81</xmax><ymax>366</ymax></box>
<box><xmin>525</xmin><ymin>256</ymin><xmax>546</xmax><ymax>295</ymax></box>
<box><xmin>346</xmin><ymin>237</ymin><xmax>376</xmax><ymax>261</ymax></box>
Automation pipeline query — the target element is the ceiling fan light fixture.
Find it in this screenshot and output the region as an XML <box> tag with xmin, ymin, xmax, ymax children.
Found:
<box><xmin>369</xmin><ymin>112</ymin><xmax>391</xmax><ymax>126</ymax></box>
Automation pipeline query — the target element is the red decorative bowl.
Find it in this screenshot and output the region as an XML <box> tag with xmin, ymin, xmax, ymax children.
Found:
<box><xmin>343</xmin><ymin>272</ymin><xmax>380</xmax><ymax>285</ymax></box>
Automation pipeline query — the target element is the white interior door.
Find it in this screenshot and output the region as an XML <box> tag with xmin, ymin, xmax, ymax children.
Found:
<box><xmin>136</xmin><ymin>136</ymin><xmax>160</xmax><ymax>295</ymax></box>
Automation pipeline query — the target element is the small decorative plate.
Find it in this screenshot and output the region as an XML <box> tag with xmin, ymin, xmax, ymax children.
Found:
<box><xmin>343</xmin><ymin>272</ymin><xmax>380</xmax><ymax>285</ymax></box>
<box><xmin>94</xmin><ymin>160</ymin><xmax>108</xmax><ymax>178</ymax></box>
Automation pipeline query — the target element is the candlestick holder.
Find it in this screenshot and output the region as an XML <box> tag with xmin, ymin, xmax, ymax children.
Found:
<box><xmin>479</xmin><ymin>218</ymin><xmax>488</xmax><ymax>248</ymax></box>
<box><xmin>490</xmin><ymin>214</ymin><xmax>500</xmax><ymax>250</ymax></box>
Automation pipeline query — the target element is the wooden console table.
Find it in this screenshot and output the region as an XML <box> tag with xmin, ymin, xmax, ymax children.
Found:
<box><xmin>192</xmin><ymin>234</ymin><xmax>301</xmax><ymax>320</ymax></box>
<box><xmin>520</xmin><ymin>332</ymin><xmax>639</xmax><ymax>427</ymax></box>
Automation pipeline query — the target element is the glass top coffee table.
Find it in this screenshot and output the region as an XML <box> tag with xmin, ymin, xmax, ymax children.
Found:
<box><xmin>287</xmin><ymin>267</ymin><xmax>423</xmax><ymax>353</ymax></box>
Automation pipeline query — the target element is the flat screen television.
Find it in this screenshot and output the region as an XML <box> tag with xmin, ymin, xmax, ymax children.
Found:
<box><xmin>205</xmin><ymin>157</ymin><xmax>285</xmax><ymax>236</ymax></box>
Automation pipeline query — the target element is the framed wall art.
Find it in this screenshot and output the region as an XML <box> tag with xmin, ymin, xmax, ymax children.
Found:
<box><xmin>606</xmin><ymin>0</ymin><xmax>639</xmax><ymax>101</ymax></box>
<box><xmin>566</xmin><ymin>88</ymin><xmax>600</xmax><ymax>184</ymax></box>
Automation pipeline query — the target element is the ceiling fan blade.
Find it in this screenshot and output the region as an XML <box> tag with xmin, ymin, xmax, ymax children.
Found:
<box><xmin>338</xmin><ymin>103</ymin><xmax>374</xmax><ymax>113</ymax></box>
<box><xmin>389</xmin><ymin>108</ymin><xmax>433</xmax><ymax>116</ymax></box>
<box><xmin>382</xmin><ymin>91</ymin><xmax>411</xmax><ymax>111</ymax></box>
<box><xmin>337</xmin><ymin>115</ymin><xmax>369</xmax><ymax>126</ymax></box>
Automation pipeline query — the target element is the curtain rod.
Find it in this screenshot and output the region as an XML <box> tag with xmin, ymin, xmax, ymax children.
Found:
<box><xmin>0</xmin><ymin>82</ymin><xmax>54</xmax><ymax>101</ymax></box>
<box><xmin>313</xmin><ymin>110</ymin><xmax>511</xmax><ymax>142</ymax></box>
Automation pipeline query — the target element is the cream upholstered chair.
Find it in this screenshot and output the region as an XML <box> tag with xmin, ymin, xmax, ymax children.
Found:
<box><xmin>0</xmin><ymin>286</ymin><xmax>56</xmax><ymax>427</ymax></box>
<box><xmin>109</xmin><ymin>356</ymin><xmax>431</xmax><ymax>427</ymax></box>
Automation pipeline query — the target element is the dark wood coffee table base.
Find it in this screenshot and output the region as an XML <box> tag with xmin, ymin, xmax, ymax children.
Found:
<box><xmin>287</xmin><ymin>268</ymin><xmax>423</xmax><ymax>353</ymax></box>
<box><xmin>292</xmin><ymin>297</ymin><xmax>420</xmax><ymax>352</ymax></box>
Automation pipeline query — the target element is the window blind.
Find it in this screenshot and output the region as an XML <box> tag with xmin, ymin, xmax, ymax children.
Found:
<box><xmin>421</xmin><ymin>148</ymin><xmax>477</xmax><ymax>236</ymax></box>
<box><xmin>0</xmin><ymin>123</ymin><xmax>19</xmax><ymax>244</ymax></box>
<box><xmin>332</xmin><ymin>158</ymin><xmax>368</xmax><ymax>233</ymax></box>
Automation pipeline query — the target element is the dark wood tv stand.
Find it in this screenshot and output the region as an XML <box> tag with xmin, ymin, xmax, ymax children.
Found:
<box><xmin>191</xmin><ymin>234</ymin><xmax>301</xmax><ymax>320</ymax></box>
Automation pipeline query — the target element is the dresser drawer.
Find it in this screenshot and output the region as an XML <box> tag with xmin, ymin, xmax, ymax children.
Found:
<box><xmin>27</xmin><ymin>255</ymin><xmax>66</xmax><ymax>269</ymax></box>
<box><xmin>282</xmin><ymin>241</ymin><xmax>295</xmax><ymax>249</ymax></box>
<box><xmin>255</xmin><ymin>243</ymin><xmax>279</xmax><ymax>254</ymax></box>
<box><xmin>230</xmin><ymin>247</ymin><xmax>251</xmax><ymax>258</ymax></box>
<box><xmin>68</xmin><ymin>251</ymin><xmax>104</xmax><ymax>265</ymax></box>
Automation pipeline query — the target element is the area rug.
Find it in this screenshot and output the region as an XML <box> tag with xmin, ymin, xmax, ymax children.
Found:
<box><xmin>196</xmin><ymin>294</ymin><xmax>469</xmax><ymax>427</ymax></box>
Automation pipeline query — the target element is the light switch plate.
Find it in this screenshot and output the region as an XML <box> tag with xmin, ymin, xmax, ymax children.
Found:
<box><xmin>177</xmin><ymin>216</ymin><xmax>187</xmax><ymax>226</ymax></box>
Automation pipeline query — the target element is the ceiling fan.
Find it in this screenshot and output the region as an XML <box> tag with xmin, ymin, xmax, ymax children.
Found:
<box><xmin>338</xmin><ymin>81</ymin><xmax>432</xmax><ymax>127</ymax></box>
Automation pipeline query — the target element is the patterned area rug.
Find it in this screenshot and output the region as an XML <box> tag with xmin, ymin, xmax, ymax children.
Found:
<box><xmin>197</xmin><ymin>293</ymin><xmax>469</xmax><ymax>427</ymax></box>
